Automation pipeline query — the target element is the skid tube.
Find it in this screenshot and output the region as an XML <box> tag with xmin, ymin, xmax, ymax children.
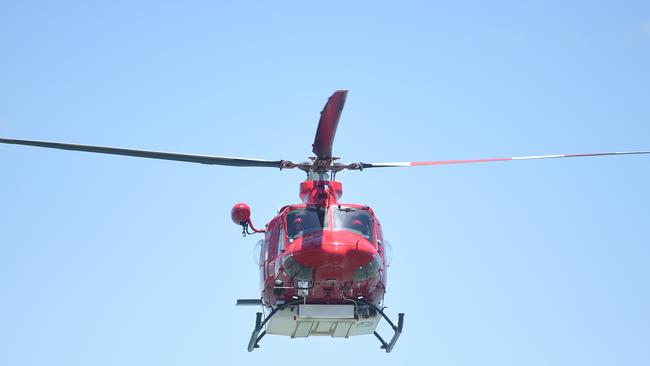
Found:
<box><xmin>244</xmin><ymin>298</ymin><xmax>404</xmax><ymax>353</ymax></box>
<box><xmin>357</xmin><ymin>299</ymin><xmax>405</xmax><ymax>353</ymax></box>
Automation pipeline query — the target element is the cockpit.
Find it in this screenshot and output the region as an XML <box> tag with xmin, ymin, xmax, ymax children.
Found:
<box><xmin>285</xmin><ymin>205</ymin><xmax>375</xmax><ymax>242</ymax></box>
<box><xmin>287</xmin><ymin>207</ymin><xmax>328</xmax><ymax>241</ymax></box>
<box><xmin>332</xmin><ymin>207</ymin><xmax>374</xmax><ymax>240</ymax></box>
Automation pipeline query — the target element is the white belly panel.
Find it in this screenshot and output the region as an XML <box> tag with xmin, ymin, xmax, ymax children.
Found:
<box><xmin>266</xmin><ymin>304</ymin><xmax>380</xmax><ymax>338</ymax></box>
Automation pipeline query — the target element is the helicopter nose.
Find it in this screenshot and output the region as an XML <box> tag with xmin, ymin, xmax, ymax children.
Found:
<box><xmin>292</xmin><ymin>230</ymin><xmax>377</xmax><ymax>269</ymax></box>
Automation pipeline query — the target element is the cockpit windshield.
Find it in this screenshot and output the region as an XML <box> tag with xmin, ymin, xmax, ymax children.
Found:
<box><xmin>287</xmin><ymin>207</ymin><xmax>328</xmax><ymax>241</ymax></box>
<box><xmin>333</xmin><ymin>207</ymin><xmax>374</xmax><ymax>240</ymax></box>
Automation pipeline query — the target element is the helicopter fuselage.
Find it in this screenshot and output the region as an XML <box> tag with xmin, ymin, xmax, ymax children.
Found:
<box><xmin>250</xmin><ymin>180</ymin><xmax>390</xmax><ymax>307</ymax></box>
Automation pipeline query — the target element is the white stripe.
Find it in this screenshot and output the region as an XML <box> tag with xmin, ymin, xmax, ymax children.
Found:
<box><xmin>512</xmin><ymin>154</ymin><xmax>565</xmax><ymax>160</ymax></box>
<box><xmin>372</xmin><ymin>162</ymin><xmax>412</xmax><ymax>167</ymax></box>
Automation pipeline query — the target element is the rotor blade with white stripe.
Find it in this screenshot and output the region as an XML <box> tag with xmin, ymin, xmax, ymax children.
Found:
<box><xmin>0</xmin><ymin>137</ymin><xmax>287</xmax><ymax>168</ymax></box>
<box><xmin>360</xmin><ymin>151</ymin><xmax>650</xmax><ymax>169</ymax></box>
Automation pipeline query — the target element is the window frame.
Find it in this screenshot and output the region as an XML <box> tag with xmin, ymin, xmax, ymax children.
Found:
<box><xmin>332</xmin><ymin>206</ymin><xmax>375</xmax><ymax>242</ymax></box>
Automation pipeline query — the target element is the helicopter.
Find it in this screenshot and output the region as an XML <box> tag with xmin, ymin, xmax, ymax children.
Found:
<box><xmin>1</xmin><ymin>90</ymin><xmax>649</xmax><ymax>353</ymax></box>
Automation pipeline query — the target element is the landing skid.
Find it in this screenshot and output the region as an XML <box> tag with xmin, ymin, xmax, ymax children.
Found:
<box><xmin>244</xmin><ymin>299</ymin><xmax>302</xmax><ymax>352</ymax></box>
<box><xmin>238</xmin><ymin>299</ymin><xmax>404</xmax><ymax>353</ymax></box>
<box><xmin>357</xmin><ymin>299</ymin><xmax>405</xmax><ymax>353</ymax></box>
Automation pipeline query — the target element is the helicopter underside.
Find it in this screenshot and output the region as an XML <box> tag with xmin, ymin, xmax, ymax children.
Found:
<box><xmin>240</xmin><ymin>299</ymin><xmax>404</xmax><ymax>353</ymax></box>
<box><xmin>266</xmin><ymin>304</ymin><xmax>380</xmax><ymax>338</ymax></box>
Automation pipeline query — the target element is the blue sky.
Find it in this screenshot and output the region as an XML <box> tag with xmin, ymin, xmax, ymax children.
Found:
<box><xmin>1</xmin><ymin>1</ymin><xmax>649</xmax><ymax>365</ymax></box>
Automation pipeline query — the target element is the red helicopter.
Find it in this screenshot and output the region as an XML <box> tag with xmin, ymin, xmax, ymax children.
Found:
<box><xmin>1</xmin><ymin>90</ymin><xmax>649</xmax><ymax>353</ymax></box>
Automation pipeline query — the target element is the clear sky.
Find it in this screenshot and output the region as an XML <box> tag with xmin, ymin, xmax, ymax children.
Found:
<box><xmin>1</xmin><ymin>1</ymin><xmax>649</xmax><ymax>365</ymax></box>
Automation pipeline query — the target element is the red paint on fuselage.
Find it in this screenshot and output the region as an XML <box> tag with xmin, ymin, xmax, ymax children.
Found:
<box><xmin>257</xmin><ymin>181</ymin><xmax>389</xmax><ymax>306</ymax></box>
<box><xmin>292</xmin><ymin>230</ymin><xmax>375</xmax><ymax>269</ymax></box>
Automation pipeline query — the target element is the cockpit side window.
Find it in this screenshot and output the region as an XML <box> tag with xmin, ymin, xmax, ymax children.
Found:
<box><xmin>333</xmin><ymin>207</ymin><xmax>374</xmax><ymax>240</ymax></box>
<box><xmin>278</xmin><ymin>224</ymin><xmax>285</xmax><ymax>252</ymax></box>
<box><xmin>286</xmin><ymin>207</ymin><xmax>328</xmax><ymax>241</ymax></box>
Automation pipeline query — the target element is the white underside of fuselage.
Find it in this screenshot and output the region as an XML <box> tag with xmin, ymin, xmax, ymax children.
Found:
<box><xmin>265</xmin><ymin>304</ymin><xmax>381</xmax><ymax>338</ymax></box>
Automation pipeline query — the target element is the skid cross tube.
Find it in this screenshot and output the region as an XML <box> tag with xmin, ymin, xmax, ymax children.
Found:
<box><xmin>358</xmin><ymin>299</ymin><xmax>405</xmax><ymax>353</ymax></box>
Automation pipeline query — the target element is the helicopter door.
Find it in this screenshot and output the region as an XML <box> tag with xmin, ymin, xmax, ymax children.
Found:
<box><xmin>277</xmin><ymin>221</ymin><xmax>287</xmax><ymax>254</ymax></box>
<box><xmin>264</xmin><ymin>219</ymin><xmax>280</xmax><ymax>283</ymax></box>
<box><xmin>261</xmin><ymin>230</ymin><xmax>271</xmax><ymax>290</ymax></box>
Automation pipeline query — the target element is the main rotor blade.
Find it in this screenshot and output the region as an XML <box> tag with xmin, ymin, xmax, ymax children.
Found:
<box><xmin>0</xmin><ymin>137</ymin><xmax>287</xmax><ymax>168</ymax></box>
<box><xmin>359</xmin><ymin>151</ymin><xmax>650</xmax><ymax>169</ymax></box>
<box><xmin>312</xmin><ymin>90</ymin><xmax>347</xmax><ymax>160</ymax></box>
